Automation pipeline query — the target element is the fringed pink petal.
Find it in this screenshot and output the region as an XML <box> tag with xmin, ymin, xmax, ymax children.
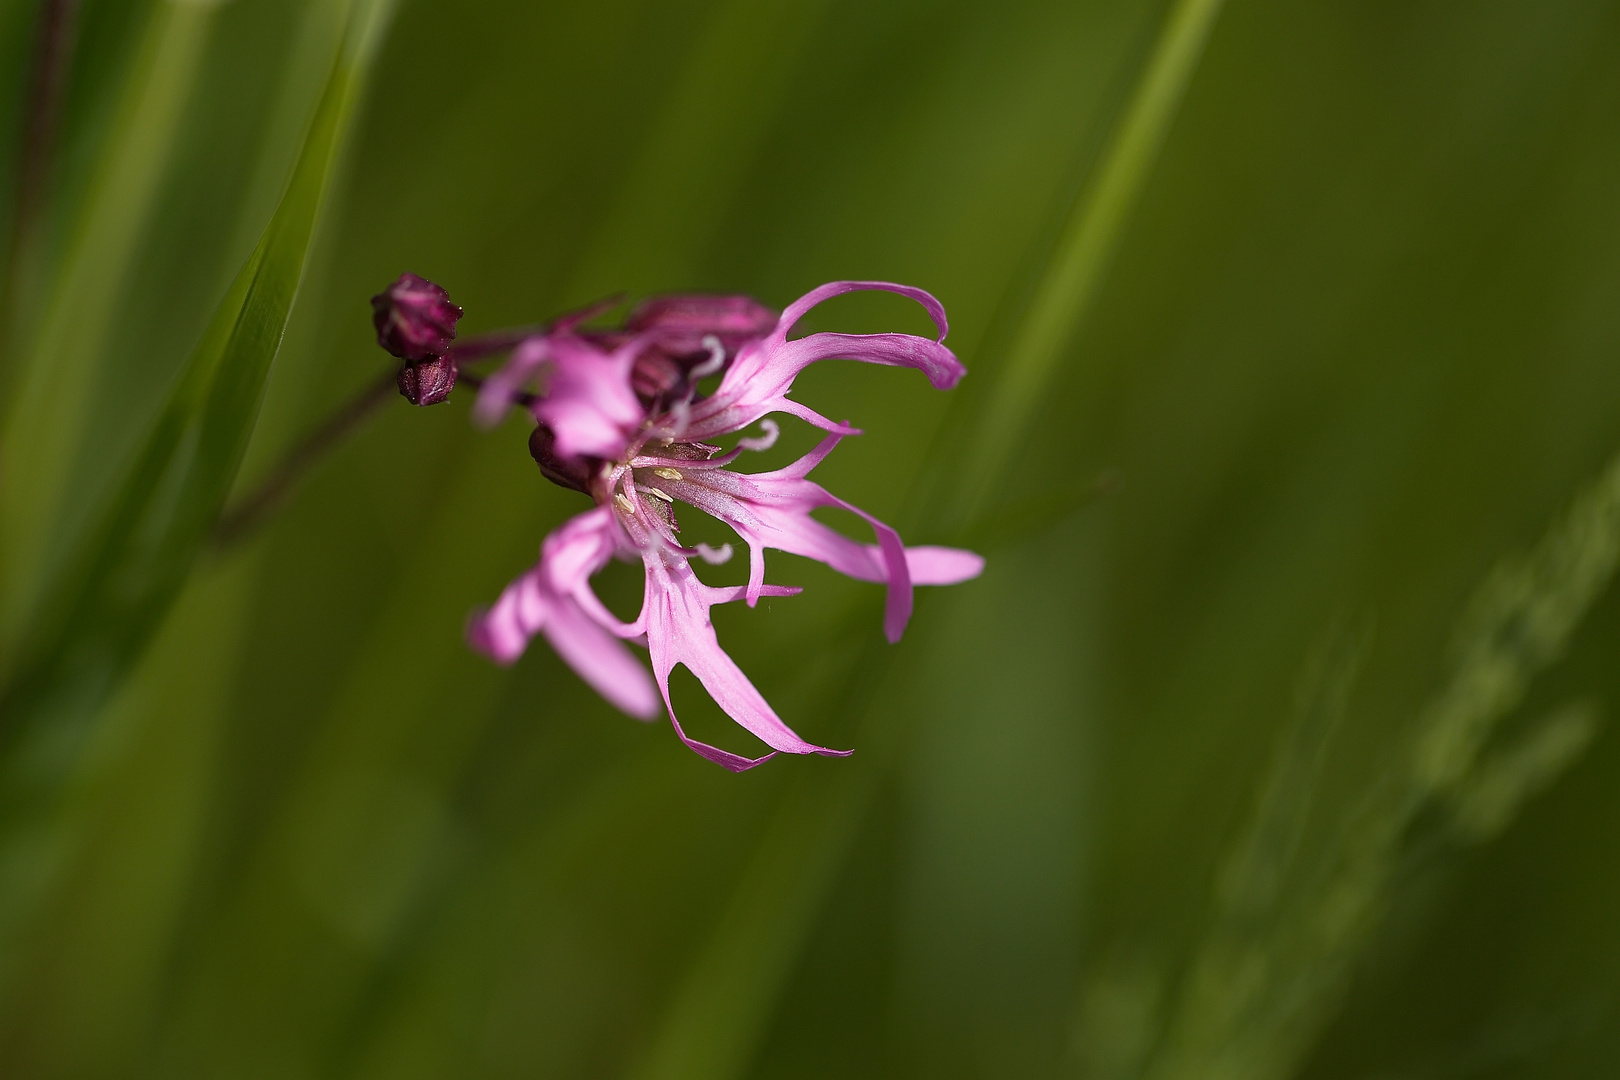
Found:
<box><xmin>539</xmin><ymin>507</ymin><xmax>621</xmax><ymax>590</ymax></box>
<box><xmin>681</xmin><ymin>280</ymin><xmax>962</xmax><ymax>439</ymax></box>
<box><xmin>541</xmin><ymin>595</ymin><xmax>660</xmax><ymax>719</ymax></box>
<box><xmin>468</xmin><ymin>508</ymin><xmax>657</xmax><ymax>718</ymax></box>
<box><xmin>473</xmin><ymin>336</ymin><xmax>549</xmax><ymax>428</ymax></box>
<box><xmin>533</xmin><ymin>335</ymin><xmax>646</xmax><ymax>459</ymax></box>
<box><xmin>903</xmin><ymin>546</ymin><xmax>985</xmax><ymax>585</ymax></box>
<box><xmin>767</xmin><ymin>331</ymin><xmax>964</xmax><ymax>392</ymax></box>
<box><xmin>643</xmin><ymin>436</ymin><xmax>976</xmax><ymax>640</ymax></box>
<box><xmin>642</xmin><ymin>556</ymin><xmax>849</xmax><ymax>766</ymax></box>
<box><xmin>466</xmin><ymin>572</ymin><xmax>541</xmax><ymax>664</ymax></box>
<box><xmin>705</xmin><ymin>583</ymin><xmax>802</xmax><ymax>603</ymax></box>
<box><xmin>827</xmin><ymin>493</ymin><xmax>911</xmax><ymax>642</ymax></box>
<box><xmin>666</xmin><ymin>713</ymin><xmax>779</xmax><ymax>773</ymax></box>
<box><xmin>773</xmin><ymin>280</ymin><xmax>949</xmax><ymax>343</ymax></box>
<box><xmin>749</xmin><ymin>430</ymin><xmax>844</xmax><ymax>481</ymax></box>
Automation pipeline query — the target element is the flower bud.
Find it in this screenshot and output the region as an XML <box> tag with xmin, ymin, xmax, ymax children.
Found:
<box><xmin>397</xmin><ymin>355</ymin><xmax>457</xmax><ymax>406</ymax></box>
<box><xmin>528</xmin><ymin>424</ymin><xmax>594</xmax><ymax>493</ymax></box>
<box><xmin>372</xmin><ymin>273</ymin><xmax>463</xmax><ymax>361</ymax></box>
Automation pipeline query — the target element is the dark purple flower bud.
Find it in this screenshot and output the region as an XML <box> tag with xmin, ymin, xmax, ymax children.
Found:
<box><xmin>372</xmin><ymin>273</ymin><xmax>463</xmax><ymax>361</ymax></box>
<box><xmin>625</xmin><ymin>294</ymin><xmax>777</xmax><ymax>358</ymax></box>
<box><xmin>529</xmin><ymin>424</ymin><xmax>595</xmax><ymax>494</ymax></box>
<box><xmin>397</xmin><ymin>355</ymin><xmax>458</xmax><ymax>406</ymax></box>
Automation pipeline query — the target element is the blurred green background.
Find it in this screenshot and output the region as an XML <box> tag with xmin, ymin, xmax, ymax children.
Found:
<box><xmin>1</xmin><ymin>0</ymin><xmax>1620</xmax><ymax>1076</ymax></box>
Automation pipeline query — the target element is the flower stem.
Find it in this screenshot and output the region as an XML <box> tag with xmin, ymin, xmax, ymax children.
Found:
<box><xmin>212</xmin><ymin>370</ymin><xmax>397</xmax><ymax>550</ymax></box>
<box><xmin>0</xmin><ymin>0</ymin><xmax>83</xmax><ymax>380</ymax></box>
<box><xmin>14</xmin><ymin>0</ymin><xmax>81</xmax><ymax>237</ymax></box>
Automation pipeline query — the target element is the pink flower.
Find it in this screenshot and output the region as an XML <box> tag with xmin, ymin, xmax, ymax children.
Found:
<box><xmin>461</xmin><ymin>280</ymin><xmax>984</xmax><ymax>771</ymax></box>
<box><xmin>471</xmin><ymin>331</ymin><xmax>647</xmax><ymax>458</ymax></box>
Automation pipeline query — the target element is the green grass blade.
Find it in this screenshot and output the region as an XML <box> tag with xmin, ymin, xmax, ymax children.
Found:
<box><xmin>0</xmin><ymin>1</ymin><xmax>216</xmax><ymax>656</ymax></box>
<box><xmin>955</xmin><ymin>0</ymin><xmax>1225</xmax><ymax>528</ymax></box>
<box><xmin>0</xmin><ymin>0</ymin><xmax>394</xmax><ymax>753</ymax></box>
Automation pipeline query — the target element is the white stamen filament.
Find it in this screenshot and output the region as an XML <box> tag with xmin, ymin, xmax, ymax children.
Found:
<box><xmin>667</xmin><ymin>397</ymin><xmax>691</xmax><ymax>438</ymax></box>
<box><xmin>737</xmin><ymin>418</ymin><xmax>780</xmax><ymax>452</ymax></box>
<box><xmin>696</xmin><ymin>542</ymin><xmax>734</xmax><ymax>565</ymax></box>
<box><xmin>690</xmin><ymin>334</ymin><xmax>725</xmax><ymax>378</ymax></box>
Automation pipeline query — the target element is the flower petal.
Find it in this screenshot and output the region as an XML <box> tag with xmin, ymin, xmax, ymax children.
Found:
<box><xmin>541</xmin><ymin>593</ymin><xmax>661</xmax><ymax>719</ymax></box>
<box><xmin>466</xmin><ymin>573</ymin><xmax>541</xmax><ymax>664</ymax></box>
<box><xmin>641</xmin><ymin>555</ymin><xmax>849</xmax><ymax>766</ymax></box>
<box><xmin>645</xmin><ymin>434</ymin><xmax>964</xmax><ymax>640</ymax></box>
<box><xmin>901</xmin><ymin>545</ymin><xmax>985</xmax><ymax>585</ymax></box>
<box><xmin>681</xmin><ymin>280</ymin><xmax>964</xmax><ymax>439</ymax></box>
<box><xmin>468</xmin><ymin>509</ymin><xmax>658</xmax><ymax>719</ymax></box>
<box><xmin>473</xmin><ymin>336</ymin><xmax>549</xmax><ymax>428</ymax></box>
<box><xmin>836</xmin><ymin>493</ymin><xmax>911</xmax><ymax>642</ymax></box>
<box><xmin>534</xmin><ymin>335</ymin><xmax>646</xmax><ymax>458</ymax></box>
<box><xmin>666</xmin><ymin>717</ymin><xmax>778</xmax><ymax>773</ymax></box>
<box><xmin>775</xmin><ymin>280</ymin><xmax>949</xmax><ymax>341</ymax></box>
<box><xmin>767</xmin><ymin>330</ymin><xmax>964</xmax><ymax>392</ymax></box>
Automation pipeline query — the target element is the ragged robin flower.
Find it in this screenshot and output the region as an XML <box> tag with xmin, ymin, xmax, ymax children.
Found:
<box><xmin>376</xmin><ymin>277</ymin><xmax>983</xmax><ymax>771</ymax></box>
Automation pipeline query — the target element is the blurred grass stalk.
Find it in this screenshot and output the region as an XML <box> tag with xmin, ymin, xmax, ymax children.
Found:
<box><xmin>0</xmin><ymin>0</ymin><xmax>395</xmax><ymax>1059</ymax></box>
<box><xmin>0</xmin><ymin>0</ymin><xmax>394</xmax><ymax>742</ymax></box>
<box><xmin>953</xmin><ymin>0</ymin><xmax>1225</xmax><ymax>532</ymax></box>
<box><xmin>0</xmin><ymin>0</ymin><xmax>83</xmax><ymax>355</ymax></box>
<box><xmin>0</xmin><ymin>0</ymin><xmax>216</xmax><ymax>661</ymax></box>
<box><xmin>1076</xmin><ymin>448</ymin><xmax>1620</xmax><ymax>1080</ymax></box>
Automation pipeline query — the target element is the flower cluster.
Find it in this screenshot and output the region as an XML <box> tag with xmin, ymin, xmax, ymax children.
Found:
<box><xmin>373</xmin><ymin>275</ymin><xmax>983</xmax><ymax>771</ymax></box>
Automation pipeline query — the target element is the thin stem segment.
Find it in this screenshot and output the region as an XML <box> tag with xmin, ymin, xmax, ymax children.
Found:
<box><xmin>212</xmin><ymin>370</ymin><xmax>397</xmax><ymax>550</ymax></box>
<box><xmin>3</xmin><ymin>0</ymin><xmax>82</xmax><ymax>287</ymax></box>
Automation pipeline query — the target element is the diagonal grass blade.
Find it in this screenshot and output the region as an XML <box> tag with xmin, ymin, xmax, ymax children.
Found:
<box><xmin>0</xmin><ymin>0</ymin><xmax>216</xmax><ymax>655</ymax></box>
<box><xmin>954</xmin><ymin>0</ymin><xmax>1225</xmax><ymax>531</ymax></box>
<box><xmin>0</xmin><ymin>0</ymin><xmax>394</xmax><ymax>756</ymax></box>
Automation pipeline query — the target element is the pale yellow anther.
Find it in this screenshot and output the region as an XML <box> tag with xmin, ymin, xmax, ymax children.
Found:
<box><xmin>613</xmin><ymin>493</ymin><xmax>635</xmax><ymax>514</ymax></box>
<box><xmin>653</xmin><ymin>467</ymin><xmax>684</xmax><ymax>481</ymax></box>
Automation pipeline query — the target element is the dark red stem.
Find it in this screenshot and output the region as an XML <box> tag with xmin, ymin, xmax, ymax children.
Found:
<box><xmin>212</xmin><ymin>370</ymin><xmax>397</xmax><ymax>550</ymax></box>
<box><xmin>15</xmin><ymin>0</ymin><xmax>80</xmax><ymax>248</ymax></box>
